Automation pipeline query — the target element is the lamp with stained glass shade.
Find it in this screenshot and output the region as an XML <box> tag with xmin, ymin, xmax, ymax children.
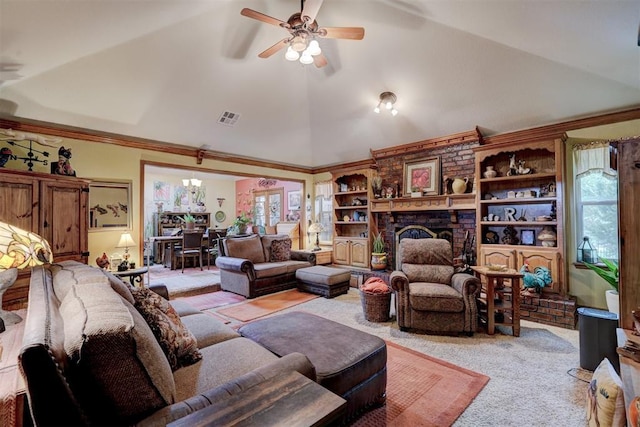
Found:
<box><xmin>0</xmin><ymin>222</ymin><xmax>53</xmax><ymax>328</ymax></box>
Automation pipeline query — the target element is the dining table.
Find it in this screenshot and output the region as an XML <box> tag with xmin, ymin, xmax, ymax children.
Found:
<box><xmin>151</xmin><ymin>234</ymin><xmax>213</xmax><ymax>270</ymax></box>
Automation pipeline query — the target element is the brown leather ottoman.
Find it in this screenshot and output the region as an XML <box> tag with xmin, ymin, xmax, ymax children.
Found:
<box><xmin>295</xmin><ymin>265</ymin><xmax>351</xmax><ymax>298</ymax></box>
<box><xmin>238</xmin><ymin>311</ymin><xmax>387</xmax><ymax>421</ymax></box>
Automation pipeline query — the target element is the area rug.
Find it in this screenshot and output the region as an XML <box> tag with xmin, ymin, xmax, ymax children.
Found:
<box><xmin>215</xmin><ymin>289</ymin><xmax>319</xmax><ymax>322</ymax></box>
<box><xmin>174</xmin><ymin>291</ymin><xmax>245</xmax><ymax>311</ymax></box>
<box><xmin>352</xmin><ymin>341</ymin><xmax>490</xmax><ymax>427</ymax></box>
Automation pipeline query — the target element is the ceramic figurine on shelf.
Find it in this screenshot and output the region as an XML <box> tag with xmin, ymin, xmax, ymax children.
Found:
<box><xmin>51</xmin><ymin>146</ymin><xmax>76</xmax><ymax>176</ymax></box>
<box><xmin>507</xmin><ymin>154</ymin><xmax>518</xmax><ymax>176</ymax></box>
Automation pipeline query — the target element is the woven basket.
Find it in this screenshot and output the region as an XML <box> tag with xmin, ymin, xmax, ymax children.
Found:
<box><xmin>360</xmin><ymin>290</ymin><xmax>391</xmax><ymax>322</ymax></box>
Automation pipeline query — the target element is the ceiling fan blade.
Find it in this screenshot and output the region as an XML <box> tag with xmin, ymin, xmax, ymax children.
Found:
<box><xmin>313</xmin><ymin>53</ymin><xmax>328</xmax><ymax>68</ymax></box>
<box><xmin>318</xmin><ymin>26</ymin><xmax>365</xmax><ymax>40</ymax></box>
<box><xmin>301</xmin><ymin>0</ymin><xmax>324</xmax><ymax>23</ymax></box>
<box><xmin>258</xmin><ymin>38</ymin><xmax>289</xmax><ymax>58</ymax></box>
<box><xmin>241</xmin><ymin>8</ymin><xmax>286</xmax><ymax>27</ymax></box>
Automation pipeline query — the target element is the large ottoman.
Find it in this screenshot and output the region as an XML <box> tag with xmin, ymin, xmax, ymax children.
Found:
<box><xmin>238</xmin><ymin>311</ymin><xmax>387</xmax><ymax>421</ymax></box>
<box><xmin>295</xmin><ymin>265</ymin><xmax>351</xmax><ymax>298</ymax></box>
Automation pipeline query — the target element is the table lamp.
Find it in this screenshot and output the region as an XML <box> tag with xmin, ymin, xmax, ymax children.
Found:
<box><xmin>308</xmin><ymin>222</ymin><xmax>325</xmax><ymax>252</ymax></box>
<box><xmin>0</xmin><ymin>221</ymin><xmax>53</xmax><ymax>328</ymax></box>
<box><xmin>116</xmin><ymin>232</ymin><xmax>136</xmax><ymax>270</ymax></box>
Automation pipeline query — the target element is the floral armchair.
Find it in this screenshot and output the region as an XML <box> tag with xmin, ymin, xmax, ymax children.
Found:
<box><xmin>390</xmin><ymin>238</ymin><xmax>481</xmax><ymax>336</ymax></box>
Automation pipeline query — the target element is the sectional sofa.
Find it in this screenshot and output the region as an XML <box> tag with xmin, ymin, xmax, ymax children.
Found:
<box><xmin>19</xmin><ymin>261</ymin><xmax>317</xmax><ymax>426</ymax></box>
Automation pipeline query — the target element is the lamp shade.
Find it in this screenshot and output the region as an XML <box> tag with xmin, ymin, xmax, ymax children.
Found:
<box><xmin>0</xmin><ymin>221</ymin><xmax>53</xmax><ymax>271</ymax></box>
<box><xmin>116</xmin><ymin>233</ymin><xmax>136</xmax><ymax>249</ymax></box>
<box><xmin>308</xmin><ymin>222</ymin><xmax>324</xmax><ymax>233</ymax></box>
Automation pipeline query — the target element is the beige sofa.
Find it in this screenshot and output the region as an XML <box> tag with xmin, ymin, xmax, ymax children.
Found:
<box><xmin>19</xmin><ymin>261</ymin><xmax>316</xmax><ymax>426</ymax></box>
<box><xmin>216</xmin><ymin>234</ymin><xmax>315</xmax><ymax>298</ymax></box>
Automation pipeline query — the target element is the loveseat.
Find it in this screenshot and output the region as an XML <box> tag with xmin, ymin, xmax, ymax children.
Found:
<box><xmin>19</xmin><ymin>261</ymin><xmax>316</xmax><ymax>426</ymax></box>
<box><xmin>215</xmin><ymin>234</ymin><xmax>315</xmax><ymax>298</ymax></box>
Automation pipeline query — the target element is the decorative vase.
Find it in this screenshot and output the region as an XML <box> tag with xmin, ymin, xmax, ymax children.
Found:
<box><xmin>237</xmin><ymin>224</ymin><xmax>248</xmax><ymax>235</ymax></box>
<box><xmin>371</xmin><ymin>253</ymin><xmax>387</xmax><ymax>271</ymax></box>
<box><xmin>605</xmin><ymin>289</ymin><xmax>619</xmax><ymax>316</ymax></box>
<box><xmin>452</xmin><ymin>178</ymin><xmax>469</xmax><ymax>195</ymax></box>
<box><xmin>483</xmin><ymin>166</ymin><xmax>497</xmax><ymax>179</ymax></box>
<box><xmin>185</xmin><ymin>221</ymin><xmax>195</xmax><ymax>230</ymax></box>
<box><xmin>537</xmin><ymin>226</ymin><xmax>557</xmax><ymax>247</ymax></box>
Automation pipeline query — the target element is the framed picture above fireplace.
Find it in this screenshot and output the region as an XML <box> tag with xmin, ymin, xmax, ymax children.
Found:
<box><xmin>403</xmin><ymin>156</ymin><xmax>440</xmax><ymax>196</ymax></box>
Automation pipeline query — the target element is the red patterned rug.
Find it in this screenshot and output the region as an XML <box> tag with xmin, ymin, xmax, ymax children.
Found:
<box><xmin>174</xmin><ymin>291</ymin><xmax>245</xmax><ymax>311</ymax></box>
<box><xmin>214</xmin><ymin>289</ymin><xmax>318</xmax><ymax>322</ymax></box>
<box><xmin>352</xmin><ymin>341</ymin><xmax>489</xmax><ymax>427</ymax></box>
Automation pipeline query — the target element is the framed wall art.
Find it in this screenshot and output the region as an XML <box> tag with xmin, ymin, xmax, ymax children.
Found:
<box><xmin>287</xmin><ymin>190</ymin><xmax>301</xmax><ymax>211</ymax></box>
<box><xmin>521</xmin><ymin>229</ymin><xmax>536</xmax><ymax>246</ymax></box>
<box><xmin>89</xmin><ymin>180</ymin><xmax>132</xmax><ymax>231</ymax></box>
<box><xmin>403</xmin><ymin>156</ymin><xmax>440</xmax><ymax>196</ymax></box>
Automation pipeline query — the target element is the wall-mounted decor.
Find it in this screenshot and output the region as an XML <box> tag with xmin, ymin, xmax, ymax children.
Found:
<box><xmin>287</xmin><ymin>190</ymin><xmax>301</xmax><ymax>210</ymax></box>
<box><xmin>403</xmin><ymin>156</ymin><xmax>440</xmax><ymax>196</ymax></box>
<box><xmin>89</xmin><ymin>180</ymin><xmax>132</xmax><ymax>231</ymax></box>
<box><xmin>153</xmin><ymin>181</ymin><xmax>170</xmax><ymax>202</ymax></box>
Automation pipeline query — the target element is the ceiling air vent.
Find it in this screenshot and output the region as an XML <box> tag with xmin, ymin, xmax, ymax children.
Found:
<box><xmin>218</xmin><ymin>111</ymin><xmax>240</xmax><ymax>127</ymax></box>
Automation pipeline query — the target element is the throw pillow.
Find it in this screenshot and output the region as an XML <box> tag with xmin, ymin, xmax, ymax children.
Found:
<box><xmin>587</xmin><ymin>358</ymin><xmax>626</xmax><ymax>427</ymax></box>
<box><xmin>130</xmin><ymin>287</ymin><xmax>202</xmax><ymax>371</ymax></box>
<box><xmin>270</xmin><ymin>239</ymin><xmax>292</xmax><ymax>262</ymax></box>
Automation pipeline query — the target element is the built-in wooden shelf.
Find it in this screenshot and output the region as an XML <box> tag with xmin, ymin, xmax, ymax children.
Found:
<box><xmin>369</xmin><ymin>194</ymin><xmax>476</xmax><ymax>213</ymax></box>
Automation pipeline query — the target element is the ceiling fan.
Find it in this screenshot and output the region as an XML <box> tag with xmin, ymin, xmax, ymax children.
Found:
<box><xmin>241</xmin><ymin>0</ymin><xmax>364</xmax><ymax>68</ymax></box>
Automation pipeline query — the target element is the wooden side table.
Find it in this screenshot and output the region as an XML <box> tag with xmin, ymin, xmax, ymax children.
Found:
<box><xmin>113</xmin><ymin>267</ymin><xmax>149</xmax><ymax>287</ymax></box>
<box><xmin>471</xmin><ymin>266</ymin><xmax>523</xmax><ymax>337</ymax></box>
<box><xmin>301</xmin><ymin>248</ymin><xmax>333</xmax><ymax>265</ymax></box>
<box><xmin>0</xmin><ymin>309</ymin><xmax>27</xmax><ymax>427</ymax></box>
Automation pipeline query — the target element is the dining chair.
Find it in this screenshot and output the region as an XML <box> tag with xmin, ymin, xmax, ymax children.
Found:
<box><xmin>175</xmin><ymin>231</ymin><xmax>204</xmax><ymax>273</ymax></box>
<box><xmin>205</xmin><ymin>228</ymin><xmax>221</xmax><ymax>269</ymax></box>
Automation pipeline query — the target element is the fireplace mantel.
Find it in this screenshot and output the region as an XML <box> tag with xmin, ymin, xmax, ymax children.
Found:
<box><xmin>369</xmin><ymin>194</ymin><xmax>476</xmax><ymax>213</ymax></box>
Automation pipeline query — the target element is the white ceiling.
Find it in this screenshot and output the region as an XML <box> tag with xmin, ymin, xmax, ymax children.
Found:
<box><xmin>1</xmin><ymin>0</ymin><xmax>639</xmax><ymax>168</ymax></box>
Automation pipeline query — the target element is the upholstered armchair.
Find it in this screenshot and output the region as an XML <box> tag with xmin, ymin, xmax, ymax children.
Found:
<box><xmin>390</xmin><ymin>238</ymin><xmax>481</xmax><ymax>336</ymax></box>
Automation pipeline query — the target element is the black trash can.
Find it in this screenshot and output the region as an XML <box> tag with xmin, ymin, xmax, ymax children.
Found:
<box><xmin>577</xmin><ymin>307</ymin><xmax>619</xmax><ymax>374</ymax></box>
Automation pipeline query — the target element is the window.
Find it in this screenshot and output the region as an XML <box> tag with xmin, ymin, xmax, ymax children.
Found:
<box><xmin>573</xmin><ymin>142</ymin><xmax>618</xmax><ymax>261</ymax></box>
<box><xmin>314</xmin><ymin>181</ymin><xmax>333</xmax><ymax>242</ymax></box>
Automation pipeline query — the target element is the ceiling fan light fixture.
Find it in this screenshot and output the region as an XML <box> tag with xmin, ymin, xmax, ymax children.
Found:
<box><xmin>285</xmin><ymin>46</ymin><xmax>300</xmax><ymax>61</ymax></box>
<box><xmin>307</xmin><ymin>40</ymin><xmax>321</xmax><ymax>56</ymax></box>
<box><xmin>299</xmin><ymin>51</ymin><xmax>314</xmax><ymax>65</ymax></box>
<box><xmin>391</xmin><ymin>108</ymin><xmax>398</xmax><ymax>116</ymax></box>
<box><xmin>291</xmin><ymin>35</ymin><xmax>307</xmax><ymax>52</ymax></box>
<box><xmin>374</xmin><ymin>102</ymin><xmax>381</xmax><ymax>113</ymax></box>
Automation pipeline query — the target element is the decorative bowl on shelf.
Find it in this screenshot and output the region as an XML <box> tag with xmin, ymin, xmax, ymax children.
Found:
<box><xmin>536</xmin><ymin>216</ymin><xmax>552</xmax><ymax>222</ymax></box>
<box><xmin>485</xmin><ymin>264</ymin><xmax>507</xmax><ymax>272</ymax></box>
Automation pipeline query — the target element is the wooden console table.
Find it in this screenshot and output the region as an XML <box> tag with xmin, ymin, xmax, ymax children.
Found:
<box><xmin>168</xmin><ymin>370</ymin><xmax>346</xmax><ymax>427</ymax></box>
<box><xmin>471</xmin><ymin>266</ymin><xmax>523</xmax><ymax>337</ymax></box>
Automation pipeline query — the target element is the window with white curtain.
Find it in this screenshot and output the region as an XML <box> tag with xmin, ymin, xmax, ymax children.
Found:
<box><xmin>314</xmin><ymin>181</ymin><xmax>333</xmax><ymax>243</ymax></box>
<box><xmin>573</xmin><ymin>141</ymin><xmax>618</xmax><ymax>261</ymax></box>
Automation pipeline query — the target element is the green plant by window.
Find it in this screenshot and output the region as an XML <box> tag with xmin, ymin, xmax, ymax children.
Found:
<box><xmin>372</xmin><ymin>232</ymin><xmax>385</xmax><ymax>254</ymax></box>
<box><xmin>584</xmin><ymin>258</ymin><xmax>619</xmax><ymax>292</ymax></box>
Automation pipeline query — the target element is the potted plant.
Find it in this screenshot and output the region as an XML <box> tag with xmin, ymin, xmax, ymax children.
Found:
<box><xmin>585</xmin><ymin>258</ymin><xmax>619</xmax><ymax>314</ymax></box>
<box><xmin>410</xmin><ymin>186</ymin><xmax>422</xmax><ymax>198</ymax></box>
<box><xmin>371</xmin><ymin>232</ymin><xmax>387</xmax><ymax>271</ymax></box>
<box><xmin>182</xmin><ymin>213</ymin><xmax>196</xmax><ymax>230</ymax></box>
<box><xmin>233</xmin><ymin>212</ymin><xmax>252</xmax><ymax>235</ymax></box>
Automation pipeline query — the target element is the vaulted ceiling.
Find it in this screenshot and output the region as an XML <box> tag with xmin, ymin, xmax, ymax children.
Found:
<box><xmin>1</xmin><ymin>0</ymin><xmax>639</xmax><ymax>168</ymax></box>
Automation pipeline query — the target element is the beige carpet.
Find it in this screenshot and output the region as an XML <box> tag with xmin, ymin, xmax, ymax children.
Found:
<box><xmin>214</xmin><ymin>289</ymin><xmax>318</xmax><ymax>322</ymax></box>
<box><xmin>354</xmin><ymin>341</ymin><xmax>489</xmax><ymax>426</ymax></box>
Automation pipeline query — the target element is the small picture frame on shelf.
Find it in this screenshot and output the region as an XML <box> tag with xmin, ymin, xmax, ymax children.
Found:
<box><xmin>521</xmin><ymin>229</ymin><xmax>535</xmax><ymax>246</ymax></box>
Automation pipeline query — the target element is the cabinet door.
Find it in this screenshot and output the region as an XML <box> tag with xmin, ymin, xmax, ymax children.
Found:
<box><xmin>0</xmin><ymin>175</ymin><xmax>39</xmax><ymax>232</ymax></box>
<box><xmin>517</xmin><ymin>249</ymin><xmax>561</xmax><ymax>294</ymax></box>
<box><xmin>333</xmin><ymin>238</ymin><xmax>350</xmax><ymax>265</ymax></box>
<box><xmin>480</xmin><ymin>248</ymin><xmax>517</xmax><ymax>269</ymax></box>
<box><xmin>350</xmin><ymin>238</ymin><xmax>369</xmax><ymax>268</ymax></box>
<box><xmin>40</xmin><ymin>180</ymin><xmax>89</xmax><ymax>263</ymax></box>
